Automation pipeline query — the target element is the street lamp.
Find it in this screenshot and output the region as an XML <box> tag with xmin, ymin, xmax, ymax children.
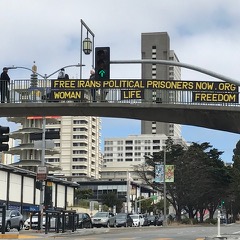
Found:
<box><xmin>80</xmin><ymin>19</ymin><xmax>95</xmax><ymax>78</ymax></box>
<box><xmin>83</xmin><ymin>37</ymin><xmax>92</xmax><ymax>55</ymax></box>
<box><xmin>8</xmin><ymin>63</ymin><xmax>81</xmax><ymax>231</ymax></box>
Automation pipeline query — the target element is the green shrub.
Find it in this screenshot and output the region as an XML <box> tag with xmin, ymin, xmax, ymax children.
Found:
<box><xmin>204</xmin><ymin>218</ymin><xmax>217</xmax><ymax>225</ymax></box>
<box><xmin>181</xmin><ymin>217</ymin><xmax>191</xmax><ymax>224</ymax></box>
<box><xmin>192</xmin><ymin>218</ymin><xmax>198</xmax><ymax>225</ymax></box>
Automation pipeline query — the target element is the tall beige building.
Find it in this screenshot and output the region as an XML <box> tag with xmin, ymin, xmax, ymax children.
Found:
<box><xmin>45</xmin><ymin>116</ymin><xmax>102</xmax><ymax>180</ymax></box>
<box><xmin>141</xmin><ymin>32</ymin><xmax>181</xmax><ymax>137</ymax></box>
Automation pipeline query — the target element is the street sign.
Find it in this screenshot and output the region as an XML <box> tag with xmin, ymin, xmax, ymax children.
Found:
<box><xmin>36</xmin><ymin>166</ymin><xmax>47</xmax><ymax>181</ymax></box>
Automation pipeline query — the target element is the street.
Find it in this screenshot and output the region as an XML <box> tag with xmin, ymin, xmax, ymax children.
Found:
<box><xmin>15</xmin><ymin>223</ymin><xmax>240</xmax><ymax>240</ymax></box>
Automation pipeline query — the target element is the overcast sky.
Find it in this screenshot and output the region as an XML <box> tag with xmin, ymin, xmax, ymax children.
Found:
<box><xmin>1</xmin><ymin>0</ymin><xmax>240</xmax><ymax>162</ymax></box>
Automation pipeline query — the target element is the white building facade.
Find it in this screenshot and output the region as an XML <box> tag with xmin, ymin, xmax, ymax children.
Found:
<box><xmin>101</xmin><ymin>134</ymin><xmax>188</xmax><ymax>183</ymax></box>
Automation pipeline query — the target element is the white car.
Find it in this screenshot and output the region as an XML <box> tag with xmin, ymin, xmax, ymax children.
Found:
<box><xmin>24</xmin><ymin>216</ymin><xmax>56</xmax><ymax>230</ymax></box>
<box><xmin>130</xmin><ymin>214</ymin><xmax>145</xmax><ymax>227</ymax></box>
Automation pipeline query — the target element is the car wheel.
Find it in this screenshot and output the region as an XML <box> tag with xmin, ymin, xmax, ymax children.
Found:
<box><xmin>18</xmin><ymin>221</ymin><xmax>24</xmax><ymax>231</ymax></box>
<box><xmin>5</xmin><ymin>222</ymin><xmax>11</xmax><ymax>232</ymax></box>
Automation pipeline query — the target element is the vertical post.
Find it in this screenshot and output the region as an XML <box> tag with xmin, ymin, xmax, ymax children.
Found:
<box><xmin>39</xmin><ymin>116</ymin><xmax>46</xmax><ymax>231</ymax></box>
<box><xmin>126</xmin><ymin>171</ymin><xmax>130</xmax><ymax>213</ymax></box>
<box><xmin>80</xmin><ymin>19</ymin><xmax>83</xmax><ymax>79</ymax></box>
<box><xmin>139</xmin><ymin>186</ymin><xmax>141</xmax><ymax>214</ymax></box>
<box><xmin>163</xmin><ymin>147</ymin><xmax>167</xmax><ymax>226</ymax></box>
<box><xmin>217</xmin><ymin>210</ymin><xmax>221</xmax><ymax>237</ymax></box>
<box><xmin>135</xmin><ymin>199</ymin><xmax>137</xmax><ymax>214</ymax></box>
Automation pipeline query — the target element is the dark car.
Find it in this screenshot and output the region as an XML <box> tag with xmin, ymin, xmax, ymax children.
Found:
<box><xmin>76</xmin><ymin>213</ymin><xmax>92</xmax><ymax>228</ymax></box>
<box><xmin>115</xmin><ymin>213</ymin><xmax>133</xmax><ymax>227</ymax></box>
<box><xmin>147</xmin><ymin>215</ymin><xmax>158</xmax><ymax>226</ymax></box>
<box><xmin>156</xmin><ymin>215</ymin><xmax>163</xmax><ymax>226</ymax></box>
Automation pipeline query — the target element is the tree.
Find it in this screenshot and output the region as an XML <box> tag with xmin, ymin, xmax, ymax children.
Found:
<box><xmin>134</xmin><ymin>138</ymin><xmax>231</xmax><ymax>223</ymax></box>
<box><xmin>101</xmin><ymin>192</ymin><xmax>123</xmax><ymax>213</ymax></box>
<box><xmin>75</xmin><ymin>189</ymin><xmax>93</xmax><ymax>200</ymax></box>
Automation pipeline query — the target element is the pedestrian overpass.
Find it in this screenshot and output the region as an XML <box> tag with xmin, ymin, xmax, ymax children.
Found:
<box><xmin>0</xmin><ymin>77</ymin><xmax>240</xmax><ymax>133</ymax></box>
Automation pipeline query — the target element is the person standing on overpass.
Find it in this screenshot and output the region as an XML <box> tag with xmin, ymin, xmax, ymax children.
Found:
<box><xmin>0</xmin><ymin>67</ymin><xmax>10</xmax><ymax>103</ymax></box>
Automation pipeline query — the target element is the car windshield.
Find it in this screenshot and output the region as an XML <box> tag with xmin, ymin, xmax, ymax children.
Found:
<box><xmin>130</xmin><ymin>215</ymin><xmax>139</xmax><ymax>219</ymax></box>
<box><xmin>78</xmin><ymin>213</ymin><xmax>84</xmax><ymax>219</ymax></box>
<box><xmin>116</xmin><ymin>214</ymin><xmax>126</xmax><ymax>219</ymax></box>
<box><xmin>94</xmin><ymin>212</ymin><xmax>108</xmax><ymax>217</ymax></box>
<box><xmin>148</xmin><ymin>216</ymin><xmax>155</xmax><ymax>220</ymax></box>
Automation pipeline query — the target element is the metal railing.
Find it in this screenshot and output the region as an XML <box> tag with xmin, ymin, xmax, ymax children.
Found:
<box><xmin>0</xmin><ymin>79</ymin><xmax>239</xmax><ymax>107</ymax></box>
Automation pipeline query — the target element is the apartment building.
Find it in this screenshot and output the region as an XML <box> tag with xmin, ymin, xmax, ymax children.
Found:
<box><xmin>101</xmin><ymin>134</ymin><xmax>188</xmax><ymax>183</ymax></box>
<box><xmin>141</xmin><ymin>32</ymin><xmax>181</xmax><ymax>137</ymax></box>
<box><xmin>44</xmin><ymin>116</ymin><xmax>102</xmax><ymax>180</ymax></box>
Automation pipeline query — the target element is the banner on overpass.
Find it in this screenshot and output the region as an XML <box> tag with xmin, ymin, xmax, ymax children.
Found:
<box><xmin>50</xmin><ymin>79</ymin><xmax>239</xmax><ymax>103</ymax></box>
<box><xmin>51</xmin><ymin>79</ymin><xmax>238</xmax><ymax>91</ymax></box>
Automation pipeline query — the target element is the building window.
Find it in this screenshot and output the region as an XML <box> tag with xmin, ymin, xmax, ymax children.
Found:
<box><xmin>73</xmin><ymin>120</ymin><xmax>88</xmax><ymax>124</ymax></box>
<box><xmin>105</xmin><ymin>141</ymin><xmax>113</xmax><ymax>145</ymax></box>
<box><xmin>125</xmin><ymin>158</ymin><xmax>133</xmax><ymax>161</ymax></box>
<box><xmin>126</xmin><ymin>152</ymin><xmax>133</xmax><ymax>156</ymax></box>
<box><xmin>73</xmin><ymin>150</ymin><xmax>87</xmax><ymax>154</ymax></box>
<box><xmin>105</xmin><ymin>147</ymin><xmax>113</xmax><ymax>151</ymax></box>
<box><xmin>73</xmin><ymin>158</ymin><xmax>87</xmax><ymax>162</ymax></box>
<box><xmin>73</xmin><ymin>127</ymin><xmax>88</xmax><ymax>131</ymax></box>
<box><xmin>125</xmin><ymin>146</ymin><xmax>133</xmax><ymax>151</ymax></box>
<box><xmin>72</xmin><ymin>165</ymin><xmax>87</xmax><ymax>169</ymax></box>
<box><xmin>135</xmin><ymin>152</ymin><xmax>141</xmax><ymax>156</ymax></box>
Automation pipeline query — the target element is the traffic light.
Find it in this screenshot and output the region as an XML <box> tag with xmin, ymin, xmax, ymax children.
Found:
<box><xmin>95</xmin><ymin>47</ymin><xmax>110</xmax><ymax>80</ymax></box>
<box><xmin>36</xmin><ymin>181</ymin><xmax>43</xmax><ymax>190</ymax></box>
<box><xmin>0</xmin><ymin>126</ymin><xmax>9</xmax><ymax>152</ymax></box>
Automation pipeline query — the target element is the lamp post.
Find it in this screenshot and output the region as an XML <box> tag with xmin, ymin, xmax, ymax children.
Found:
<box><xmin>80</xmin><ymin>19</ymin><xmax>95</xmax><ymax>79</ymax></box>
<box><xmin>8</xmin><ymin>63</ymin><xmax>82</xmax><ymax>231</ymax></box>
<box><xmin>163</xmin><ymin>147</ymin><xmax>167</xmax><ymax>226</ymax></box>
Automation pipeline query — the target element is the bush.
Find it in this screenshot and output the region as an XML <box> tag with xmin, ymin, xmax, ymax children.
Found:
<box><xmin>192</xmin><ymin>218</ymin><xmax>198</xmax><ymax>225</ymax></box>
<box><xmin>181</xmin><ymin>217</ymin><xmax>191</xmax><ymax>224</ymax></box>
<box><xmin>204</xmin><ymin>218</ymin><xmax>217</xmax><ymax>225</ymax></box>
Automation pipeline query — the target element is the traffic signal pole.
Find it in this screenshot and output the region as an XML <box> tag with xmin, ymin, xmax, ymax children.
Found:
<box><xmin>0</xmin><ymin>126</ymin><xmax>10</xmax><ymax>152</ymax></box>
<box><xmin>110</xmin><ymin>59</ymin><xmax>240</xmax><ymax>86</ymax></box>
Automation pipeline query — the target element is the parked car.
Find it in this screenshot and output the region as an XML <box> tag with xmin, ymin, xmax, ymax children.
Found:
<box><xmin>147</xmin><ymin>215</ymin><xmax>158</xmax><ymax>226</ymax></box>
<box><xmin>91</xmin><ymin>212</ymin><xmax>116</xmax><ymax>228</ymax></box>
<box><xmin>0</xmin><ymin>210</ymin><xmax>24</xmax><ymax>232</ymax></box>
<box><xmin>24</xmin><ymin>216</ymin><xmax>39</xmax><ymax>230</ymax></box>
<box><xmin>76</xmin><ymin>213</ymin><xmax>92</xmax><ymax>228</ymax></box>
<box><xmin>156</xmin><ymin>215</ymin><xmax>164</xmax><ymax>226</ymax></box>
<box><xmin>115</xmin><ymin>213</ymin><xmax>133</xmax><ymax>227</ymax></box>
<box><xmin>130</xmin><ymin>214</ymin><xmax>145</xmax><ymax>227</ymax></box>
<box><xmin>24</xmin><ymin>215</ymin><xmax>57</xmax><ymax>230</ymax></box>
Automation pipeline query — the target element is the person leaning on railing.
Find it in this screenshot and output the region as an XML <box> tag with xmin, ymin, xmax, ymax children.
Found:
<box><xmin>0</xmin><ymin>67</ymin><xmax>10</xmax><ymax>103</ymax></box>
